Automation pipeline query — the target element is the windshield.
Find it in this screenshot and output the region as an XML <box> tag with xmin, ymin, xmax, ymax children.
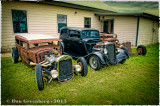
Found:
<box><xmin>82</xmin><ymin>30</ymin><xmax>100</xmax><ymax>38</ymax></box>
<box><xmin>29</xmin><ymin>41</ymin><xmax>59</xmax><ymax>49</ymax></box>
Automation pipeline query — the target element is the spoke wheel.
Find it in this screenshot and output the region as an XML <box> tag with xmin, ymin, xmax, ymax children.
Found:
<box><xmin>89</xmin><ymin>55</ymin><xmax>102</xmax><ymax>71</ymax></box>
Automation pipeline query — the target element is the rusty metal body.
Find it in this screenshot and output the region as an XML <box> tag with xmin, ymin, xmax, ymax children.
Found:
<box><xmin>15</xmin><ymin>34</ymin><xmax>61</xmax><ymax>66</ymax></box>
<box><xmin>100</xmin><ymin>33</ymin><xmax>147</xmax><ymax>55</ymax></box>
<box><xmin>100</xmin><ymin>33</ymin><xmax>120</xmax><ymax>48</ymax></box>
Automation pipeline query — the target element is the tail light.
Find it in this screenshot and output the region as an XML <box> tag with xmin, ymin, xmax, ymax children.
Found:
<box><xmin>94</xmin><ymin>45</ymin><xmax>98</xmax><ymax>48</ymax></box>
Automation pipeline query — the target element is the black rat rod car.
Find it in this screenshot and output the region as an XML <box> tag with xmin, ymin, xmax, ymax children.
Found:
<box><xmin>60</xmin><ymin>27</ymin><xmax>129</xmax><ymax>70</ymax></box>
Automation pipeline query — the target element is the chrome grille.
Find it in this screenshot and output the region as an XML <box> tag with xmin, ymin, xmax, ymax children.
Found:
<box><xmin>58</xmin><ymin>59</ymin><xmax>73</xmax><ymax>81</ymax></box>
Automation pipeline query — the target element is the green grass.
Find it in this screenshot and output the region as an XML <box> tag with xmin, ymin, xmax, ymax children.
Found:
<box><xmin>1</xmin><ymin>44</ymin><xmax>159</xmax><ymax>105</ymax></box>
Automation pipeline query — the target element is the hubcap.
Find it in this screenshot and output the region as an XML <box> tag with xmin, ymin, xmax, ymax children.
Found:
<box><xmin>89</xmin><ymin>56</ymin><xmax>97</xmax><ymax>69</ymax></box>
<box><xmin>78</xmin><ymin>62</ymin><xmax>83</xmax><ymax>72</ymax></box>
<box><xmin>138</xmin><ymin>48</ymin><xmax>143</xmax><ymax>54</ymax></box>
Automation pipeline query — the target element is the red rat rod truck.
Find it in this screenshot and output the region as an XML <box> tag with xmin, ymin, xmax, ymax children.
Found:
<box><xmin>12</xmin><ymin>34</ymin><xmax>88</xmax><ymax>90</ymax></box>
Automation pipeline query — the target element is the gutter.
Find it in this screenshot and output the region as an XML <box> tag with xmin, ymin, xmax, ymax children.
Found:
<box><xmin>95</xmin><ymin>13</ymin><xmax>159</xmax><ymax>20</ymax></box>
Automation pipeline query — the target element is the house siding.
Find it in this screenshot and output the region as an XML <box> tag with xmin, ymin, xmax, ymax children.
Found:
<box><xmin>2</xmin><ymin>1</ymin><xmax>102</xmax><ymax>52</ymax></box>
<box><xmin>138</xmin><ymin>17</ymin><xmax>159</xmax><ymax>45</ymax></box>
<box><xmin>103</xmin><ymin>16</ymin><xmax>137</xmax><ymax>46</ymax></box>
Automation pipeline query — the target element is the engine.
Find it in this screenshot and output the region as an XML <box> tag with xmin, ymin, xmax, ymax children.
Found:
<box><xmin>44</xmin><ymin>48</ymin><xmax>61</xmax><ymax>64</ymax></box>
<box><xmin>45</xmin><ymin>54</ymin><xmax>57</xmax><ymax>63</ymax></box>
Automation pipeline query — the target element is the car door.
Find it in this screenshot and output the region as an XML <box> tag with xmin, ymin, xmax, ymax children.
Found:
<box><xmin>68</xmin><ymin>30</ymin><xmax>87</xmax><ymax>56</ymax></box>
<box><xmin>60</xmin><ymin>28</ymin><xmax>70</xmax><ymax>51</ymax></box>
<box><xmin>19</xmin><ymin>41</ymin><xmax>29</xmax><ymax>64</ymax></box>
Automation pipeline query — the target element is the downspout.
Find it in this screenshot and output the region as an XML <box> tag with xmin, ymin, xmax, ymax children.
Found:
<box><xmin>152</xmin><ymin>21</ymin><xmax>155</xmax><ymax>44</ymax></box>
<box><xmin>136</xmin><ymin>17</ymin><xmax>139</xmax><ymax>46</ymax></box>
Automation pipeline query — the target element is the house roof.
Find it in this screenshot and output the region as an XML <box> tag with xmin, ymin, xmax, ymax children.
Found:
<box><xmin>40</xmin><ymin>1</ymin><xmax>117</xmax><ymax>13</ymax></box>
<box><xmin>60</xmin><ymin>1</ymin><xmax>117</xmax><ymax>13</ymax></box>
<box><xmin>103</xmin><ymin>1</ymin><xmax>159</xmax><ymax>17</ymax></box>
<box><xmin>39</xmin><ymin>1</ymin><xmax>159</xmax><ymax>19</ymax></box>
<box><xmin>59</xmin><ymin>1</ymin><xmax>159</xmax><ymax>18</ymax></box>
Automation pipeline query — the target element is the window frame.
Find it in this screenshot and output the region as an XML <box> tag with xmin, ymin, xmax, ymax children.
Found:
<box><xmin>84</xmin><ymin>17</ymin><xmax>91</xmax><ymax>28</ymax></box>
<box><xmin>57</xmin><ymin>14</ymin><xmax>67</xmax><ymax>33</ymax></box>
<box><xmin>11</xmin><ymin>9</ymin><xmax>28</xmax><ymax>33</ymax></box>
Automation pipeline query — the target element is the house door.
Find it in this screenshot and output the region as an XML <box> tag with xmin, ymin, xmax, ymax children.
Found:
<box><xmin>103</xmin><ymin>20</ymin><xmax>114</xmax><ymax>34</ymax></box>
<box><xmin>103</xmin><ymin>21</ymin><xmax>108</xmax><ymax>33</ymax></box>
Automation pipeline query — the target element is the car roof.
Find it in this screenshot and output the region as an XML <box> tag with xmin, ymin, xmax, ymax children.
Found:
<box><xmin>16</xmin><ymin>34</ymin><xmax>60</xmax><ymax>43</ymax></box>
<box><xmin>61</xmin><ymin>27</ymin><xmax>98</xmax><ymax>31</ymax></box>
<box><xmin>16</xmin><ymin>34</ymin><xmax>58</xmax><ymax>40</ymax></box>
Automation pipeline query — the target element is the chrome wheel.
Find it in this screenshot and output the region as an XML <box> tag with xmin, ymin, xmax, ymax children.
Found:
<box><xmin>89</xmin><ymin>56</ymin><xmax>98</xmax><ymax>69</ymax></box>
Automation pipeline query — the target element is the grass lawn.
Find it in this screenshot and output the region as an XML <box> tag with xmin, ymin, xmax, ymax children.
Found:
<box><xmin>1</xmin><ymin>44</ymin><xmax>159</xmax><ymax>105</ymax></box>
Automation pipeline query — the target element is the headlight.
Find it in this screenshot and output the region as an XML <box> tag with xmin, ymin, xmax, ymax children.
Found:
<box><xmin>74</xmin><ymin>64</ymin><xmax>82</xmax><ymax>72</ymax></box>
<box><xmin>103</xmin><ymin>48</ymin><xmax>108</xmax><ymax>54</ymax></box>
<box><xmin>117</xmin><ymin>48</ymin><xmax>121</xmax><ymax>52</ymax></box>
<box><xmin>50</xmin><ymin>70</ymin><xmax>58</xmax><ymax>78</ymax></box>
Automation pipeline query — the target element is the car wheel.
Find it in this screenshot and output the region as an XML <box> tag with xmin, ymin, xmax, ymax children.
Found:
<box><xmin>77</xmin><ymin>57</ymin><xmax>88</xmax><ymax>76</ymax></box>
<box><xmin>119</xmin><ymin>59</ymin><xmax>126</xmax><ymax>64</ymax></box>
<box><xmin>11</xmin><ymin>47</ymin><xmax>19</xmax><ymax>63</ymax></box>
<box><xmin>119</xmin><ymin>46</ymin><xmax>129</xmax><ymax>64</ymax></box>
<box><xmin>35</xmin><ymin>64</ymin><xmax>44</xmax><ymax>91</ymax></box>
<box><xmin>89</xmin><ymin>55</ymin><xmax>102</xmax><ymax>71</ymax></box>
<box><xmin>137</xmin><ymin>45</ymin><xmax>147</xmax><ymax>56</ymax></box>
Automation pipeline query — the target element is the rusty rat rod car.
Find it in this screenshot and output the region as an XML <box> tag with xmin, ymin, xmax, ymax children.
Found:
<box><xmin>11</xmin><ymin>34</ymin><xmax>88</xmax><ymax>91</ymax></box>
<box><xmin>100</xmin><ymin>33</ymin><xmax>147</xmax><ymax>55</ymax></box>
<box><xmin>60</xmin><ymin>27</ymin><xmax>129</xmax><ymax>71</ymax></box>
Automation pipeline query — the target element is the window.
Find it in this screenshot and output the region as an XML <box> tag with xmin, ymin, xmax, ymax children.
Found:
<box><xmin>57</xmin><ymin>14</ymin><xmax>67</xmax><ymax>33</ymax></box>
<box><xmin>82</xmin><ymin>30</ymin><xmax>99</xmax><ymax>38</ymax></box>
<box><xmin>84</xmin><ymin>17</ymin><xmax>91</xmax><ymax>28</ymax></box>
<box><xmin>60</xmin><ymin>29</ymin><xmax>68</xmax><ymax>38</ymax></box>
<box><xmin>103</xmin><ymin>20</ymin><xmax>114</xmax><ymax>34</ymax></box>
<box><xmin>16</xmin><ymin>39</ymin><xmax>19</xmax><ymax>44</ymax></box>
<box><xmin>12</xmin><ymin>10</ymin><xmax>27</xmax><ymax>33</ymax></box>
<box><xmin>69</xmin><ymin>30</ymin><xmax>80</xmax><ymax>38</ymax></box>
<box><xmin>20</xmin><ymin>41</ymin><xmax>27</xmax><ymax>48</ymax></box>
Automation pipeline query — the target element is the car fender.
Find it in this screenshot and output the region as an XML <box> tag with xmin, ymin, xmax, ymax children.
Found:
<box><xmin>60</xmin><ymin>41</ymin><xmax>65</xmax><ymax>52</ymax></box>
<box><xmin>87</xmin><ymin>52</ymin><xmax>106</xmax><ymax>65</ymax></box>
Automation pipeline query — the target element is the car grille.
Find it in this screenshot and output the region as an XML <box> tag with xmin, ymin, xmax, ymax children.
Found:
<box><xmin>58</xmin><ymin>59</ymin><xmax>73</xmax><ymax>81</ymax></box>
<box><xmin>106</xmin><ymin>43</ymin><xmax>117</xmax><ymax>64</ymax></box>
